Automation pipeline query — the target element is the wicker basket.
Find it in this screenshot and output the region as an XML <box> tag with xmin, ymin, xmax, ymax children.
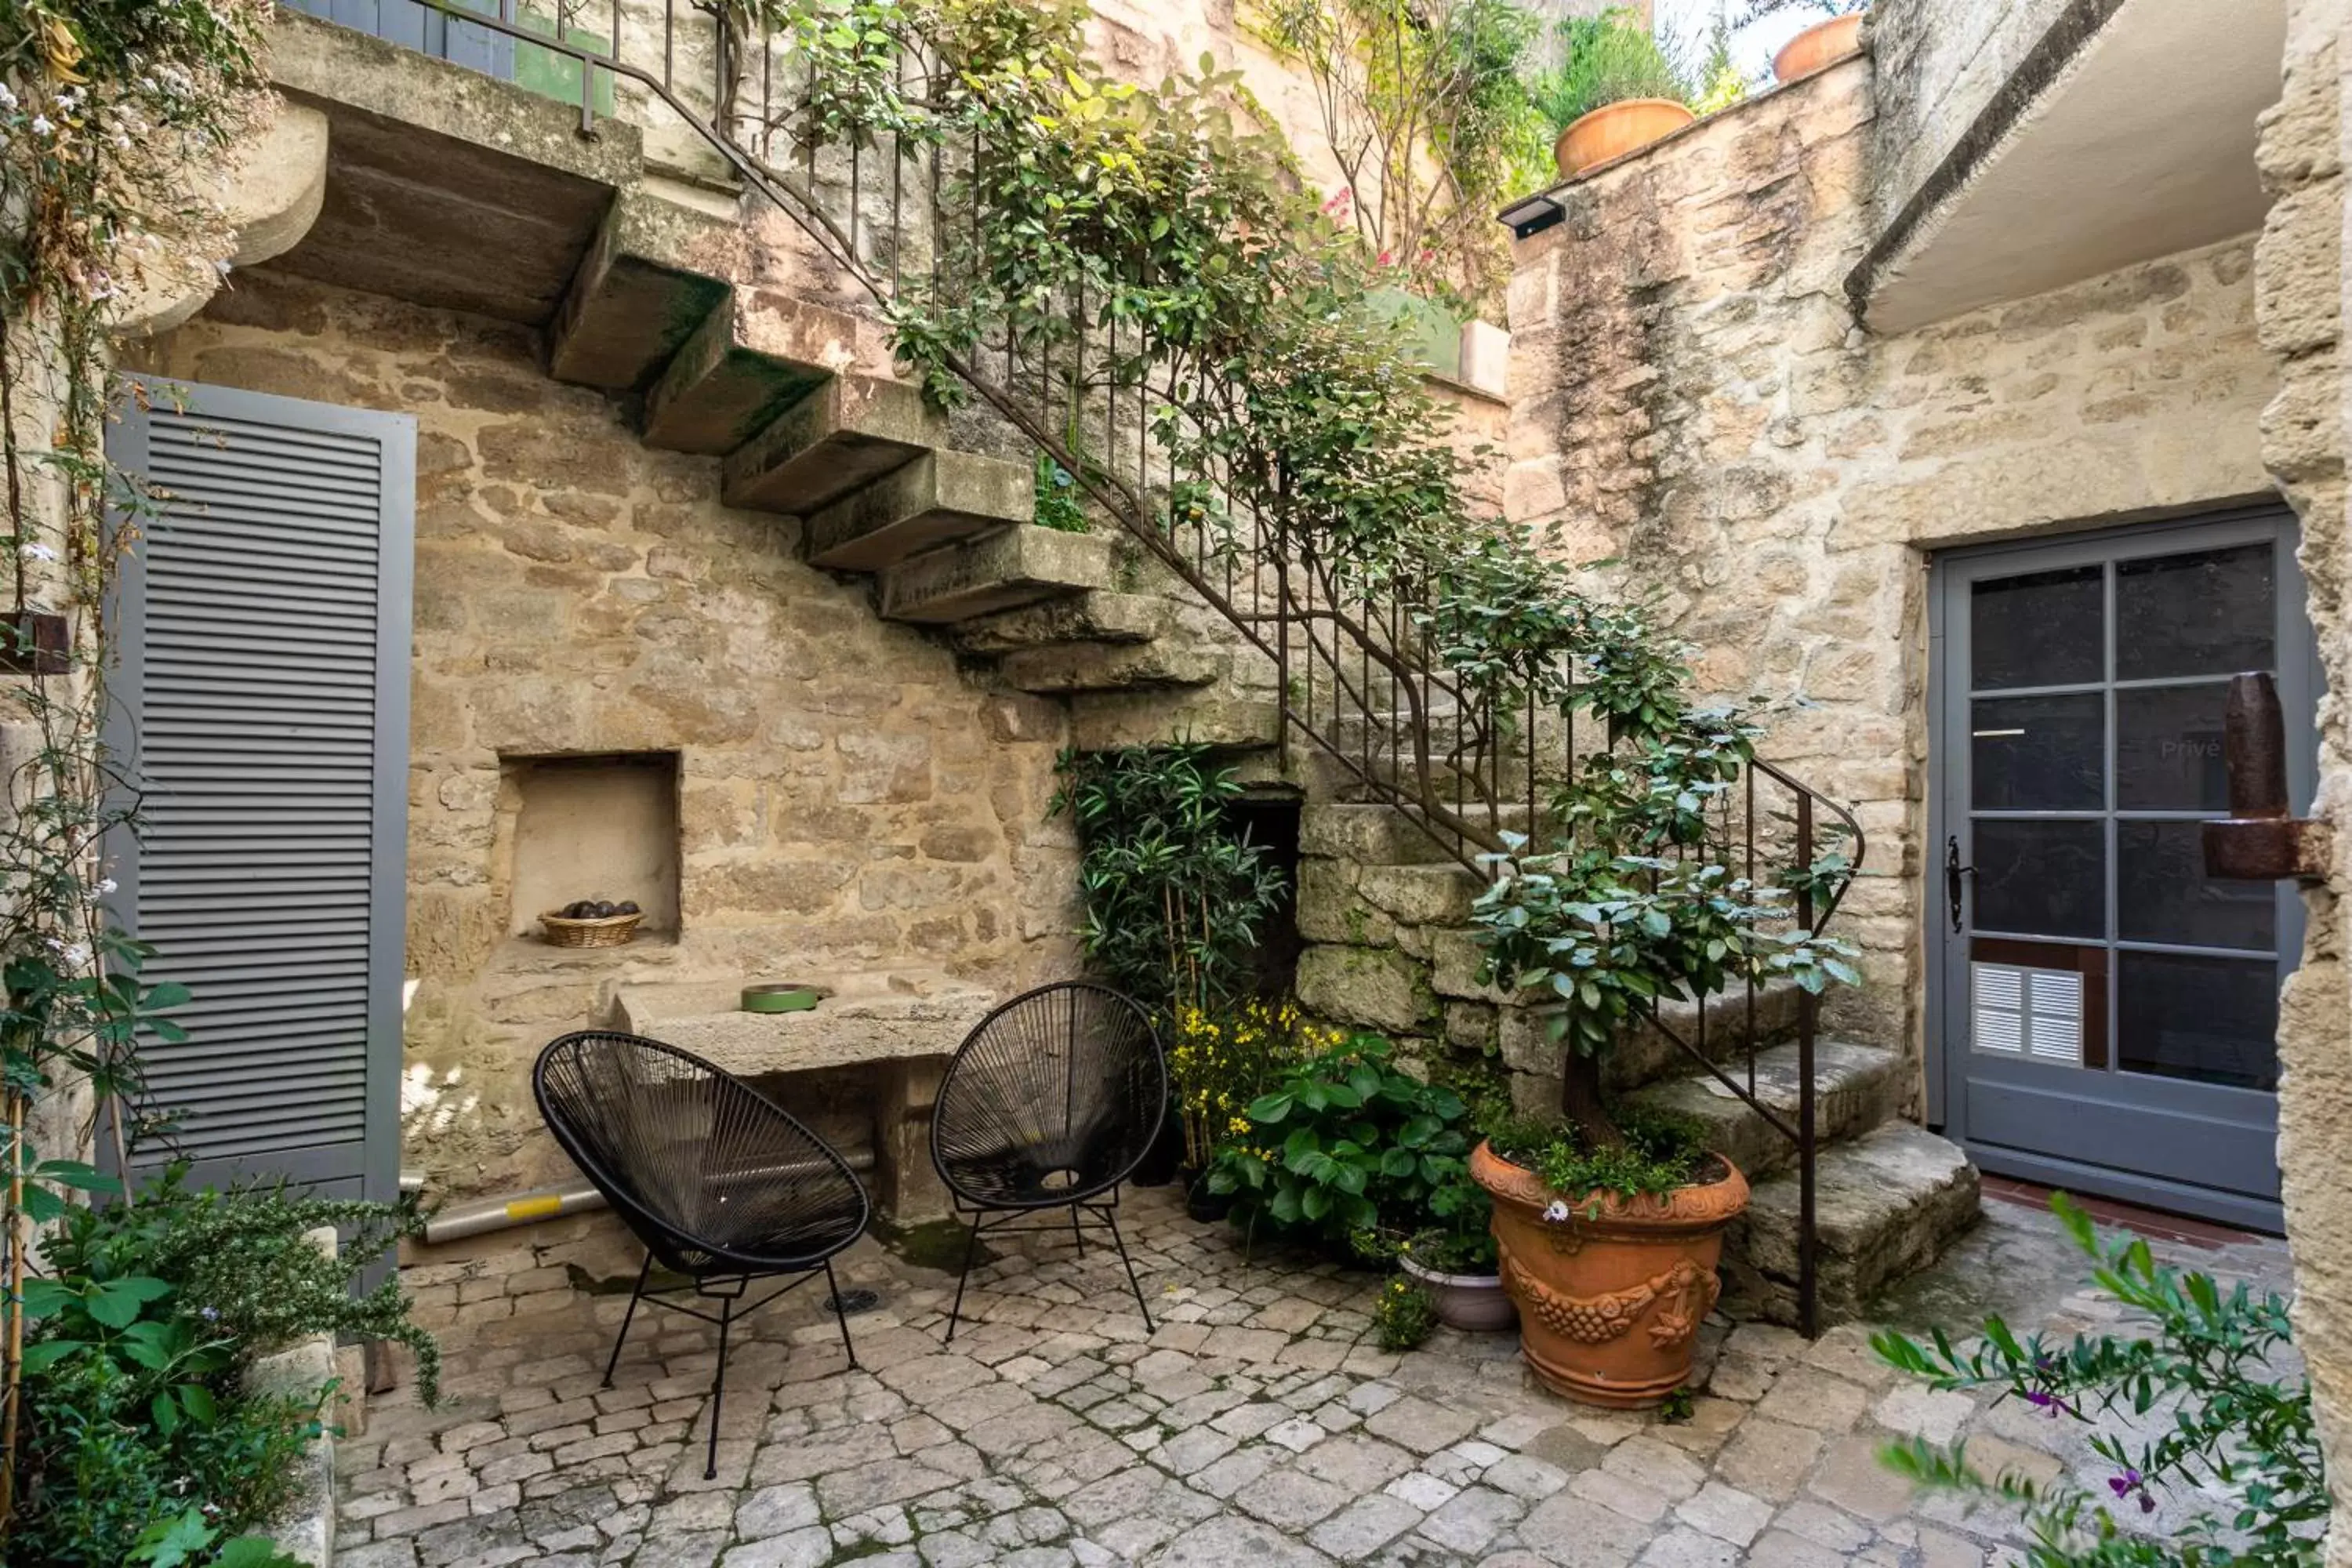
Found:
<box><xmin>539</xmin><ymin>909</ymin><xmax>644</xmax><ymax>949</ymax></box>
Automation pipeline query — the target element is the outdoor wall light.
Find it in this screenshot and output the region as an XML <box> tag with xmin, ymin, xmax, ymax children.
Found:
<box><xmin>1497</xmin><ymin>193</ymin><xmax>1566</xmax><ymax>240</ymax></box>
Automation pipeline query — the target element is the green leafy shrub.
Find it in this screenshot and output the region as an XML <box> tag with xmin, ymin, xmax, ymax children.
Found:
<box><xmin>1873</xmin><ymin>1194</ymin><xmax>2321</xmax><ymax>1567</ymax></box>
<box><xmin>1373</xmin><ymin>1276</ymin><xmax>1438</xmax><ymax>1352</ymax></box>
<box><xmin>1484</xmin><ymin>1105</ymin><xmax>1710</xmax><ymax>1206</ymax></box>
<box><xmin>17</xmin><ymin>1346</ymin><xmax>317</xmax><ymax>1568</ymax></box>
<box><xmin>41</xmin><ymin>1167</ymin><xmax>441</xmax><ymax>1404</ymax></box>
<box><xmin>1204</xmin><ymin>1036</ymin><xmax>1473</xmax><ymax>1247</ymax></box>
<box><xmin>10</xmin><ymin>1169</ymin><xmax>439</xmax><ymax>1565</ymax></box>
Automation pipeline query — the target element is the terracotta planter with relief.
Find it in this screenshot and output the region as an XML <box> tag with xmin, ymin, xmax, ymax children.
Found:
<box><xmin>1470</xmin><ymin>1140</ymin><xmax>1748</xmax><ymax>1408</ymax></box>
<box><xmin>1771</xmin><ymin>13</ymin><xmax>1866</xmax><ymax>82</ymax></box>
<box><xmin>1552</xmin><ymin>99</ymin><xmax>1696</xmax><ymax>178</ymax></box>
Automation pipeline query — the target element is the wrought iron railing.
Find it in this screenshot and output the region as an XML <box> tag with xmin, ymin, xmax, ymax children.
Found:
<box><xmin>392</xmin><ymin>0</ymin><xmax>1860</xmax><ymax>1333</ymax></box>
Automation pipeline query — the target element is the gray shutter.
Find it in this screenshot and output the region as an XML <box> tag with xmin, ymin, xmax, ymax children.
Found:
<box><xmin>107</xmin><ymin>379</ymin><xmax>413</xmax><ymax>1203</ymax></box>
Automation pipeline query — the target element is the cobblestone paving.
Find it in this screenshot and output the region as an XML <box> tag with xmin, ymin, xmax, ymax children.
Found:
<box><xmin>334</xmin><ymin>1188</ymin><xmax>2290</xmax><ymax>1568</ymax></box>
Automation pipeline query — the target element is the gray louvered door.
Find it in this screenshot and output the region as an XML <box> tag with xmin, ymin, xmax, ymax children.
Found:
<box><xmin>107</xmin><ymin>379</ymin><xmax>412</xmax><ymax>1203</ymax></box>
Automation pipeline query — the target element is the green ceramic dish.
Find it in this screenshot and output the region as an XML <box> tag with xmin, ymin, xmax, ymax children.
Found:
<box><xmin>740</xmin><ymin>982</ymin><xmax>823</xmax><ymax>1014</ymax></box>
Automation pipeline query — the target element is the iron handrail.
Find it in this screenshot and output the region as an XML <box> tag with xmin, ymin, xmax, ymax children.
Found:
<box><xmin>405</xmin><ymin>0</ymin><xmax>1856</xmax><ymax>1333</ymax></box>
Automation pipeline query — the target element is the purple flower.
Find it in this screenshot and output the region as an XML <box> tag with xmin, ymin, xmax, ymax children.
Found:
<box><xmin>2108</xmin><ymin>1469</ymin><xmax>2155</xmax><ymax>1514</ymax></box>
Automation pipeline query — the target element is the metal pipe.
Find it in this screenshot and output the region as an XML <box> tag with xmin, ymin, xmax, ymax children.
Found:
<box><xmin>421</xmin><ymin>1146</ymin><xmax>879</xmax><ymax>1245</ymax></box>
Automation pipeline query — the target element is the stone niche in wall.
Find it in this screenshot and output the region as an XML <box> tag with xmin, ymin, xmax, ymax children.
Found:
<box><xmin>499</xmin><ymin>752</ymin><xmax>682</xmax><ymax>937</ymax></box>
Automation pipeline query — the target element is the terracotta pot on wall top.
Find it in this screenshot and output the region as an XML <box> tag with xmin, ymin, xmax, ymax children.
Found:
<box><xmin>1772</xmin><ymin>12</ymin><xmax>1866</xmax><ymax>83</ymax></box>
<box><xmin>1552</xmin><ymin>99</ymin><xmax>1697</xmax><ymax>178</ymax></box>
<box><xmin>1469</xmin><ymin>1140</ymin><xmax>1749</xmax><ymax>1408</ymax></box>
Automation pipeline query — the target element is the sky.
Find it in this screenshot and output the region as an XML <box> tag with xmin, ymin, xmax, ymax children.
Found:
<box><xmin>1650</xmin><ymin>0</ymin><xmax>1831</xmax><ymax>84</ymax></box>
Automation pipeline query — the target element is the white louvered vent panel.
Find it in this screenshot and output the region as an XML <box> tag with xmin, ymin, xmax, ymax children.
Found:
<box><xmin>2026</xmin><ymin>970</ymin><xmax>2085</xmax><ymax>1066</ymax></box>
<box><xmin>1971</xmin><ymin>962</ymin><xmax>2085</xmax><ymax>1066</ymax></box>
<box><xmin>133</xmin><ymin>407</ymin><xmax>382</xmax><ymax>1160</ymax></box>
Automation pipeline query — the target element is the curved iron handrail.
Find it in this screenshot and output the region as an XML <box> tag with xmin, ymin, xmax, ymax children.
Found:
<box><xmin>410</xmin><ymin>0</ymin><xmax>1860</xmax><ymax>1333</ymax></box>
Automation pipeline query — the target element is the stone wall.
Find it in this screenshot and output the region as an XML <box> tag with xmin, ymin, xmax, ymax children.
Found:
<box><xmin>1501</xmin><ymin>56</ymin><xmax>2278</xmax><ymax>1071</ymax></box>
<box><xmin>2254</xmin><ymin>2</ymin><xmax>2352</xmax><ymax>1556</ymax></box>
<box><xmin>1865</xmin><ymin>0</ymin><xmax>2078</xmax><ymax>231</ymax></box>
<box><xmin>134</xmin><ymin>267</ymin><xmax>1086</xmax><ymax>1200</ymax></box>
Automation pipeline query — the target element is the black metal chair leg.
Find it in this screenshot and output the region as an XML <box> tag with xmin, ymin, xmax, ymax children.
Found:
<box><xmin>945</xmin><ymin>1215</ymin><xmax>982</xmax><ymax>1345</ymax></box>
<box><xmin>1069</xmin><ymin>1203</ymin><xmax>1086</xmax><ymax>1258</ymax></box>
<box><xmin>705</xmin><ymin>1292</ymin><xmax>733</xmax><ymax>1481</ymax></box>
<box><xmin>823</xmin><ymin>1260</ymin><xmax>860</xmax><ymax>1370</ymax></box>
<box><xmin>1104</xmin><ymin>1207</ymin><xmax>1153</xmax><ymax>1334</ymax></box>
<box><xmin>603</xmin><ymin>1250</ymin><xmax>652</xmax><ymax>1388</ymax></box>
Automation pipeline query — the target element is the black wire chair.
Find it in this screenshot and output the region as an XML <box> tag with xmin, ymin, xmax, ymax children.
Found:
<box><xmin>533</xmin><ymin>1030</ymin><xmax>870</xmax><ymax>1479</ymax></box>
<box><xmin>930</xmin><ymin>982</ymin><xmax>1165</xmax><ymax>1342</ymax></box>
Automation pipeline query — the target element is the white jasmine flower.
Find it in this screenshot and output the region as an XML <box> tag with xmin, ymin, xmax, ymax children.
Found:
<box><xmin>1541</xmin><ymin>1200</ymin><xmax>1572</xmax><ymax>1225</ymax></box>
<box><xmin>97</xmin><ymin>877</ymin><xmax>118</xmax><ymax>895</ymax></box>
<box><xmin>19</xmin><ymin>542</ymin><xmax>57</xmax><ymax>564</ymax></box>
<box><xmin>58</xmin><ymin>942</ymin><xmax>89</xmax><ymax>969</ymax></box>
<box><xmin>0</xmin><ymin>83</ymin><xmax>16</xmax><ymax>111</ymax></box>
<box><xmin>28</xmin><ymin>115</ymin><xmax>49</xmax><ymax>136</ymax></box>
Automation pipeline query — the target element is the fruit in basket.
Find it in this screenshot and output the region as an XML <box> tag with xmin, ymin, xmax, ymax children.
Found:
<box><xmin>616</xmin><ymin>900</ymin><xmax>640</xmax><ymax>916</ymax></box>
<box><xmin>591</xmin><ymin>901</ymin><xmax>617</xmax><ymax>918</ymax></box>
<box><xmin>561</xmin><ymin>900</ymin><xmax>591</xmax><ymax>919</ymax></box>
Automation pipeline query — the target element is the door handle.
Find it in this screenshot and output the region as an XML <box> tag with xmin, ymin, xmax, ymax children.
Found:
<box><xmin>1945</xmin><ymin>836</ymin><xmax>1974</xmax><ymax>935</ymax></box>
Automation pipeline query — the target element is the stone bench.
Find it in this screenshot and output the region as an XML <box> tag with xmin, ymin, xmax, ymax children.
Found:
<box><xmin>609</xmin><ymin>982</ymin><xmax>995</xmax><ymax>1223</ymax></box>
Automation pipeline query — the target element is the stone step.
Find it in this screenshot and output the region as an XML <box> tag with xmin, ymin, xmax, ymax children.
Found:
<box><xmin>878</xmin><ymin>525</ymin><xmax>1112</xmax><ymax>624</ymax></box>
<box><xmin>1624</xmin><ymin>1037</ymin><xmax>1907</xmax><ymax>1182</ymax></box>
<box><xmin>996</xmin><ymin>641</ymin><xmax>1225</xmax><ymax>696</ymax></box>
<box><xmin>548</xmin><ymin>188</ymin><xmax>738</xmax><ymax>393</ymax></box>
<box><xmin>1068</xmin><ymin>691</ymin><xmax>1284</xmax><ymax>753</ymax></box>
<box><xmin>1726</xmin><ymin>1120</ymin><xmax>1980</xmax><ymax>1328</ymax></box>
<box><xmin>720</xmin><ymin>372</ymin><xmax>944</xmax><ymax>516</ymax></box>
<box><xmin>804</xmin><ymin>450</ymin><xmax>1033</xmax><ymax>572</ymax></box>
<box><xmin>1299</xmin><ymin>803</ymin><xmax>1467</xmax><ymax>867</ymax></box>
<box><xmin>641</xmin><ymin>291</ymin><xmax>853</xmax><ymax>455</ymax></box>
<box><xmin>950</xmin><ymin>591</ymin><xmax>1170</xmax><ymax>655</ymax></box>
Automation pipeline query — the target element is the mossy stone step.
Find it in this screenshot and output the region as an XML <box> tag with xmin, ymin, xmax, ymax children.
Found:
<box><xmin>720</xmin><ymin>373</ymin><xmax>944</xmax><ymax>516</ymax></box>
<box><xmin>803</xmin><ymin>450</ymin><xmax>1033</xmax><ymax>572</ymax></box>
<box><xmin>1726</xmin><ymin>1120</ymin><xmax>1980</xmax><ymax>1329</ymax></box>
<box><xmin>878</xmin><ymin>525</ymin><xmax>1112</xmax><ymax>624</ymax></box>
<box><xmin>641</xmin><ymin>291</ymin><xmax>855</xmax><ymax>455</ymax></box>
<box><xmin>1624</xmin><ymin>1037</ymin><xmax>1906</xmax><ymax>1182</ymax></box>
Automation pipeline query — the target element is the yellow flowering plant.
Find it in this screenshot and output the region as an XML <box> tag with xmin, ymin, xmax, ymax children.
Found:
<box><xmin>1168</xmin><ymin>997</ymin><xmax>1333</xmax><ymax>1172</ymax></box>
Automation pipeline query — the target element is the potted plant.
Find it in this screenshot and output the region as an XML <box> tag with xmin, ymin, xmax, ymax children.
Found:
<box><xmin>1532</xmin><ymin>7</ymin><xmax>1696</xmax><ymax>178</ymax></box>
<box><xmin>1463</xmin><ymin>701</ymin><xmax>1860</xmax><ymax>1406</ymax></box>
<box><xmin>1396</xmin><ymin>1170</ymin><xmax>1515</xmax><ymax>1333</ymax></box>
<box><xmin>1472</xmin><ymin>1109</ymin><xmax>1743</xmax><ymax>1406</ymax></box>
<box><xmin>1050</xmin><ymin>746</ymin><xmax>1289</xmax><ymax>1196</ymax></box>
<box><xmin>1759</xmin><ymin>2</ymin><xmax>1870</xmax><ymax>83</ymax></box>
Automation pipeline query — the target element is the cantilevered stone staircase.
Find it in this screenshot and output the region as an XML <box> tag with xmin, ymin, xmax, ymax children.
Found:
<box><xmin>539</xmin><ymin>187</ymin><xmax>1237</xmax><ymax>706</ymax></box>
<box><xmin>1294</xmin><ymin>800</ymin><xmax>1980</xmax><ymax>1330</ymax></box>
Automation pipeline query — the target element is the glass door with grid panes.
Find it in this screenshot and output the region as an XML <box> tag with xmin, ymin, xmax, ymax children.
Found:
<box><xmin>1930</xmin><ymin>508</ymin><xmax>2315</xmax><ymax>1231</ymax></box>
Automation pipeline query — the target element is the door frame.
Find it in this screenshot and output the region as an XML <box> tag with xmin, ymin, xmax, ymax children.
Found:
<box><xmin>1925</xmin><ymin>503</ymin><xmax>2317</xmax><ymax>1232</ymax></box>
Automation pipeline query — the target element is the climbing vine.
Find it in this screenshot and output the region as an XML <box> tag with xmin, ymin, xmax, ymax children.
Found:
<box><xmin>0</xmin><ymin>0</ymin><xmax>274</xmax><ymax>1546</ymax></box>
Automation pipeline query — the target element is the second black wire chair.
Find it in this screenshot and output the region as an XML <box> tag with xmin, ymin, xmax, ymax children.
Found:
<box><xmin>534</xmin><ymin>1030</ymin><xmax>870</xmax><ymax>1479</ymax></box>
<box><xmin>929</xmin><ymin>982</ymin><xmax>1166</xmax><ymax>1341</ymax></box>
